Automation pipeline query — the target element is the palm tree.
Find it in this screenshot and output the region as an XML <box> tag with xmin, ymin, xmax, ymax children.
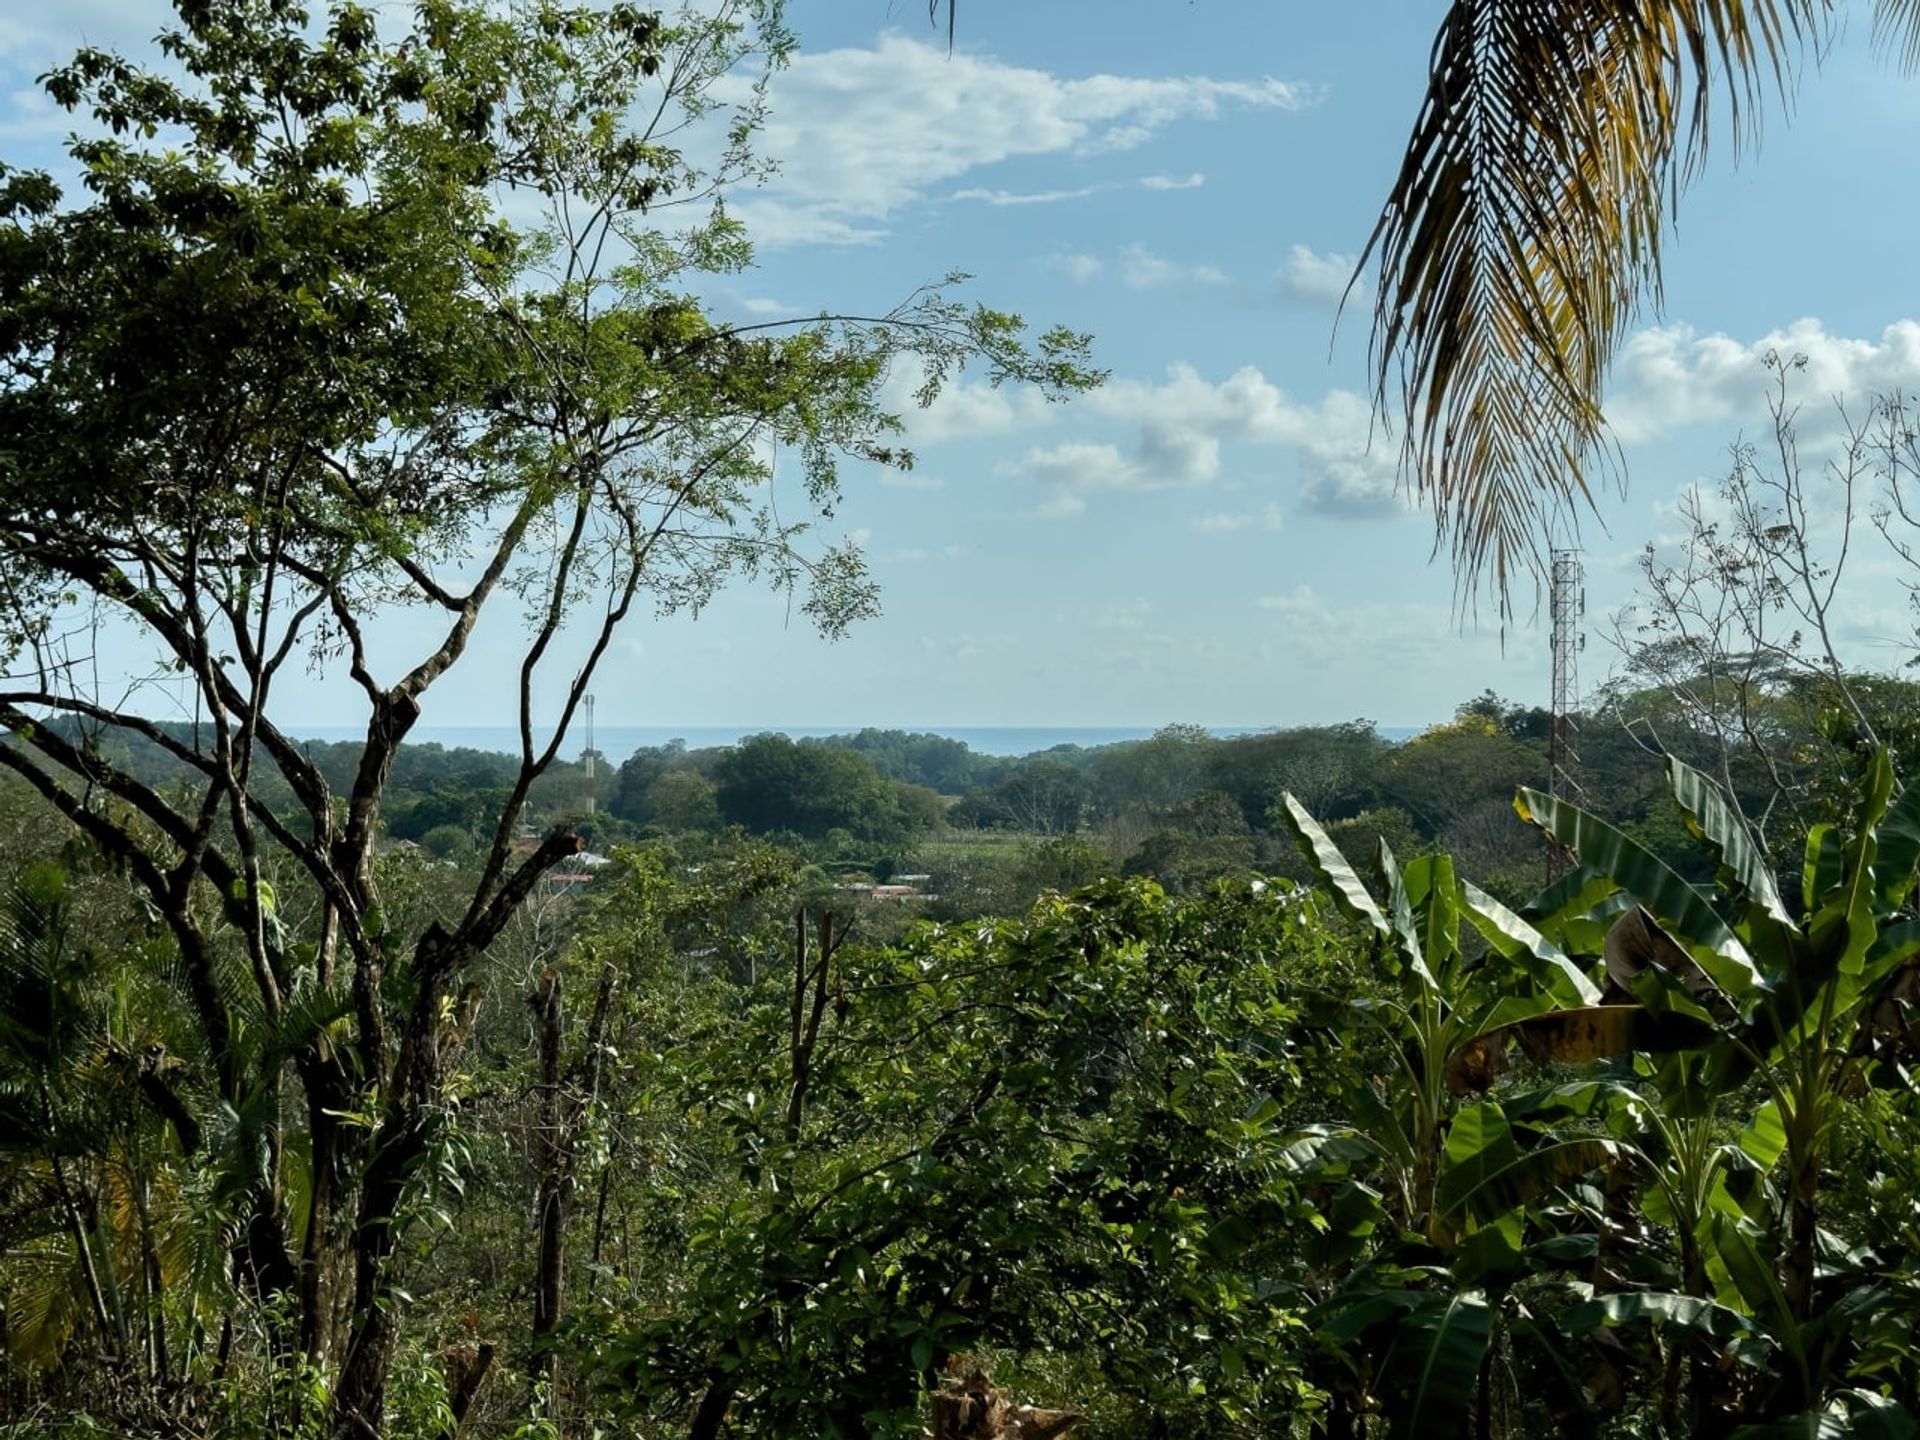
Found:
<box><xmin>932</xmin><ymin>2</ymin><xmax>1920</xmax><ymax>609</ymax></box>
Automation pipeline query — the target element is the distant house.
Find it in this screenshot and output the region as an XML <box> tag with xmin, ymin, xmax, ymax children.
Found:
<box><xmin>831</xmin><ymin>881</ymin><xmax>931</xmax><ymax>904</ymax></box>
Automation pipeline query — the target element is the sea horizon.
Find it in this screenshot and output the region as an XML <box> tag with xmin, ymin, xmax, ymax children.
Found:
<box><xmin>289</xmin><ymin>722</ymin><xmax>1427</xmax><ymax>764</ymax></box>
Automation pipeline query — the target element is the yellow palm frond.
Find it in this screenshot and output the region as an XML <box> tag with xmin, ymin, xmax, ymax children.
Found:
<box><xmin>1363</xmin><ymin>0</ymin><xmax>1823</xmax><ymax>611</ymax></box>
<box><xmin>5</xmin><ymin>1240</ymin><xmax>81</xmax><ymax>1370</ymax></box>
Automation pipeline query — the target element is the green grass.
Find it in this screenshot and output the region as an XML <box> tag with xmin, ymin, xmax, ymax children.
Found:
<box><xmin>911</xmin><ymin>832</ymin><xmax>1036</xmax><ymax>864</ymax></box>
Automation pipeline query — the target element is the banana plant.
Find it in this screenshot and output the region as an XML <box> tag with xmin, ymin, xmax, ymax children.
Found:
<box><xmin>1281</xmin><ymin>795</ymin><xmax>1712</xmax><ymax>1240</ymax></box>
<box><xmin>1517</xmin><ymin>751</ymin><xmax>1920</xmax><ymax>1326</ymax></box>
<box><xmin>1514</xmin><ymin>749</ymin><xmax>1920</xmax><ymax>1421</ymax></box>
<box><xmin>1280</xmin><ymin>800</ymin><xmax>1718</xmax><ymax>1436</ymax></box>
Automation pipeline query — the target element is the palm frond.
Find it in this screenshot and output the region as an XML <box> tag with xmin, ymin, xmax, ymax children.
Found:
<box><xmin>1875</xmin><ymin>0</ymin><xmax>1920</xmax><ymax>69</ymax></box>
<box><xmin>1363</xmin><ymin>0</ymin><xmax>1823</xmax><ymax>611</ymax></box>
<box><xmin>4</xmin><ymin>1239</ymin><xmax>82</xmax><ymax>1369</ymax></box>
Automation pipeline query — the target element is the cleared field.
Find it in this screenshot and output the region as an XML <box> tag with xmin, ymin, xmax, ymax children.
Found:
<box><xmin>910</xmin><ymin>831</ymin><xmax>1038</xmax><ymax>863</ymax></box>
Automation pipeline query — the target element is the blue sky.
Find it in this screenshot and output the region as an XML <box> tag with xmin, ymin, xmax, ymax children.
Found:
<box><xmin>6</xmin><ymin>2</ymin><xmax>1919</xmax><ymax>734</ymax></box>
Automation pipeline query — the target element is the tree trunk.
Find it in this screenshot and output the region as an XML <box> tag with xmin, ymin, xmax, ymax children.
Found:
<box><xmin>1785</xmin><ymin>1156</ymin><xmax>1820</xmax><ymax>1327</ymax></box>
<box><xmin>688</xmin><ymin>1376</ymin><xmax>737</xmax><ymax>1440</ymax></box>
<box><xmin>530</xmin><ymin>971</ymin><xmax>567</xmax><ymax>1404</ymax></box>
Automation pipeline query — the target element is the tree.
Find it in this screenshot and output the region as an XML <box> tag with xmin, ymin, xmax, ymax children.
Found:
<box><xmin>990</xmin><ymin>760</ymin><xmax>1090</xmax><ymax>835</ymax></box>
<box><xmin>596</xmin><ymin>878</ymin><xmax>1345</xmax><ymax>1436</ymax></box>
<box><xmin>0</xmin><ymin>1</ymin><xmax>1094</xmax><ymax>1430</ymax></box>
<box><xmin>711</xmin><ymin>732</ymin><xmax>939</xmax><ymax>842</ymax></box>
<box><xmin>647</xmin><ymin>767</ymin><xmax>722</xmax><ymax>834</ymax></box>
<box><xmin>608</xmin><ymin>741</ymin><xmax>688</xmax><ymax>825</ymax></box>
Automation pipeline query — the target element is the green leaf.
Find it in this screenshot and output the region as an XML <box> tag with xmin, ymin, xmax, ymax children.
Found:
<box><xmin>1312</xmin><ymin>1286</ymin><xmax>1427</xmax><ymax>1347</ymax></box>
<box><xmin>1832</xmin><ymin>1389</ymin><xmax>1920</xmax><ymax>1440</ymax></box>
<box><xmin>1666</xmin><ymin>755</ymin><xmax>1792</xmax><ymax>926</ymax></box>
<box><xmin>1452</xmin><ymin>1207</ymin><xmax>1525</xmax><ymax>1287</ymax></box>
<box><xmin>1737</xmin><ymin>1101</ymin><xmax>1786</xmax><ymax>1171</ymax></box>
<box><xmin>1863</xmin><ymin>919</ymin><xmax>1920</xmax><ymax>988</ymax></box>
<box><xmin>1383</xmin><ymin>1293</ymin><xmax>1491</xmax><ymax>1438</ymax></box>
<box><xmin>1406</xmin><ymin>852</ymin><xmax>1461</xmax><ymax>975</ymax></box>
<box><xmin>1280</xmin><ymin>794</ymin><xmax>1388</xmax><ymax>937</ymax></box>
<box><xmin>1558</xmin><ymin>1290</ymin><xmax>1762</xmax><ymax>1347</ymax></box>
<box><xmin>1709</xmin><ymin>1212</ymin><xmax>1796</xmax><ymax>1344</ymax></box>
<box><xmin>1810</xmin><ymin>749</ymin><xmax>1898</xmax><ymax>977</ymax></box>
<box><xmin>1378</xmin><ymin>838</ymin><xmax>1439</xmax><ymax>990</ymax></box>
<box><xmin>1439</xmin><ymin>1101</ymin><xmax>1521</xmax><ymax>1210</ymax></box>
<box><xmin>1521</xmin><ymin>864</ymin><xmax>1621</xmax><ymax>935</ymax></box>
<box><xmin>1516</xmin><ymin>788</ymin><xmax>1762</xmax><ymax>1000</ymax></box>
<box><xmin>1460</xmin><ymin>878</ymin><xmax>1601</xmax><ymax>1007</ymax></box>
<box><xmin>1277</xmin><ymin>1125</ymin><xmax>1380</xmax><ymax>1176</ymax></box>
<box><xmin>1876</xmin><ymin>782</ymin><xmax>1920</xmax><ymax>909</ymax></box>
<box><xmin>1803</xmin><ymin>824</ymin><xmax>1844</xmax><ymax>915</ymax></box>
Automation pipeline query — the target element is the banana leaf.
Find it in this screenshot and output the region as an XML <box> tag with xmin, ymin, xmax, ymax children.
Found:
<box><xmin>1280</xmin><ymin>794</ymin><xmax>1388</xmax><ymax>938</ymax></box>
<box><xmin>1460</xmin><ymin>878</ymin><xmax>1600</xmax><ymax>1007</ymax></box>
<box><xmin>1516</xmin><ymin>788</ymin><xmax>1763</xmax><ymax>1001</ymax></box>
<box><xmin>1666</xmin><ymin>755</ymin><xmax>1792</xmax><ymax>926</ymax></box>
<box><xmin>1558</xmin><ymin>1290</ymin><xmax>1762</xmax><ymax>1347</ymax></box>
<box><xmin>1381</xmin><ymin>1292</ymin><xmax>1491</xmax><ymax>1439</ymax></box>
<box><xmin>1876</xmin><ymin>782</ymin><xmax>1920</xmax><ymax>909</ymax></box>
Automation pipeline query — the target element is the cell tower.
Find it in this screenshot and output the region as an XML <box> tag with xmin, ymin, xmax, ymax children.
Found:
<box><xmin>582</xmin><ymin>693</ymin><xmax>596</xmax><ymax>815</ymax></box>
<box><xmin>1547</xmin><ymin>549</ymin><xmax>1585</xmax><ymax>879</ymax></box>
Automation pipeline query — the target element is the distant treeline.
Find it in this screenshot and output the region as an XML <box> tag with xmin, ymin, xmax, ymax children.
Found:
<box><xmin>20</xmin><ymin>667</ymin><xmax>1918</xmax><ymax>907</ymax></box>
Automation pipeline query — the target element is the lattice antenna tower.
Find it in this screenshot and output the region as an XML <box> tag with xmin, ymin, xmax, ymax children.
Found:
<box><xmin>583</xmin><ymin>693</ymin><xmax>596</xmax><ymax>815</ymax></box>
<box><xmin>1547</xmin><ymin>550</ymin><xmax>1585</xmax><ymax>877</ymax></box>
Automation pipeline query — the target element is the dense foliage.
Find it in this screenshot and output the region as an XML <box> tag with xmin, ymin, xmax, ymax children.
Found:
<box><xmin>4</xmin><ymin>2</ymin><xmax>1920</xmax><ymax>1438</ymax></box>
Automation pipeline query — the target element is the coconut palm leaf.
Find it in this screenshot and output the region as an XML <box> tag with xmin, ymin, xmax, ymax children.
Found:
<box><xmin>1363</xmin><ymin>0</ymin><xmax>1824</xmax><ymax>604</ymax></box>
<box><xmin>1875</xmin><ymin>0</ymin><xmax>1920</xmax><ymax>69</ymax></box>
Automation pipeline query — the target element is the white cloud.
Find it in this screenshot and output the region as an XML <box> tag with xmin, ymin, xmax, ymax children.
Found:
<box><xmin>999</xmin><ymin>363</ymin><xmax>1403</xmax><ymax>518</ymax></box>
<box><xmin>1035</xmin><ymin>492</ymin><xmax>1088</xmax><ymax>520</ymax></box>
<box><xmin>1191</xmin><ymin>505</ymin><xmax>1285</xmax><ymax>534</ymax></box>
<box><xmin>1117</xmin><ymin>244</ymin><xmax>1227</xmax><ymax>289</ymax></box>
<box><xmin>1256</xmin><ymin>586</ymin><xmax>1542</xmax><ymax>669</ymax></box>
<box><xmin>1606</xmin><ymin>318</ymin><xmax>1920</xmax><ymax>445</ymax></box>
<box><xmin>1002</xmin><ymin>423</ymin><xmax>1222</xmax><ymax>495</ymax></box>
<box><xmin>950</xmin><ymin>171</ymin><xmax>1205</xmax><ymax>207</ymax></box>
<box><xmin>951</xmin><ymin>184</ymin><xmax>1103</xmax><ymax>206</ymax></box>
<box><xmin>880</xmin><ymin>362</ymin><xmax>1056</xmax><ymax>446</ymax></box>
<box><xmin>1258</xmin><ymin>586</ymin><xmax>1321</xmax><ymax>619</ymax></box>
<box><xmin>877</xmin><ymin>471</ymin><xmax>946</xmax><ymax>491</ymax></box>
<box><xmin>0</xmin><ymin>0</ymin><xmax>171</xmax><ymax>62</ymax></box>
<box><xmin>1279</xmin><ymin>244</ymin><xmax>1362</xmax><ymax>304</ymax></box>
<box><xmin>1053</xmin><ymin>251</ymin><xmax>1106</xmax><ymax>283</ymax></box>
<box><xmin>729</xmin><ymin>34</ymin><xmax>1314</xmax><ymax>246</ymax></box>
<box><xmin>1191</xmin><ymin>511</ymin><xmax>1254</xmax><ymax>533</ymax></box>
<box><xmin>1063</xmin><ymin>599</ymin><xmax>1155</xmax><ymax>631</ymax></box>
<box><xmin>736</xmin><ymin>295</ymin><xmax>789</xmax><ymax>316</ymax></box>
<box><xmin>1091</xmin><ymin>364</ymin><xmax>1402</xmax><ymax>517</ymax></box>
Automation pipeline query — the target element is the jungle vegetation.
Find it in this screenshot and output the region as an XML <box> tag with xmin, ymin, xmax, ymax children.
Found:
<box><xmin>4</xmin><ymin>1</ymin><xmax>1920</xmax><ymax>1437</ymax></box>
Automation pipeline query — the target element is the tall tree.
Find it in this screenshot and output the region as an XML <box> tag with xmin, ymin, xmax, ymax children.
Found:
<box><xmin>0</xmin><ymin>1</ymin><xmax>1093</xmax><ymax>1431</ymax></box>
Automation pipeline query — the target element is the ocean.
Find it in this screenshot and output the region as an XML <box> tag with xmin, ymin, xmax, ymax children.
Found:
<box><xmin>290</xmin><ymin>723</ymin><xmax>1424</xmax><ymax>764</ymax></box>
